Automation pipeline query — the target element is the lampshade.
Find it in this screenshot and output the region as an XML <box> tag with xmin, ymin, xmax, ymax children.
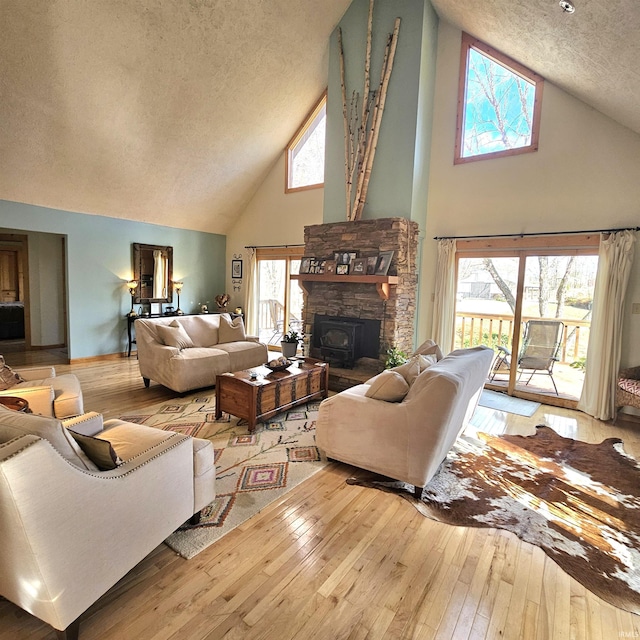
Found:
<box><xmin>174</xmin><ymin>281</ymin><xmax>184</xmax><ymax>292</ymax></box>
<box><xmin>127</xmin><ymin>280</ymin><xmax>138</xmax><ymax>293</ymax></box>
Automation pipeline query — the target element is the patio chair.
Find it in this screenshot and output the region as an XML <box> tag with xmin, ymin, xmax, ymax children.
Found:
<box><xmin>490</xmin><ymin>319</ymin><xmax>565</xmax><ymax>395</ymax></box>
<box><xmin>266</xmin><ymin>299</ymin><xmax>302</xmax><ymax>345</ymax></box>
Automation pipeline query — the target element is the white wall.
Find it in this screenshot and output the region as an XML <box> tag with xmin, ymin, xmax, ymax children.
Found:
<box><xmin>417</xmin><ymin>21</ymin><xmax>640</xmax><ymax>366</ymax></box>
<box><xmin>225</xmin><ymin>154</ymin><xmax>324</xmax><ymax>311</ymax></box>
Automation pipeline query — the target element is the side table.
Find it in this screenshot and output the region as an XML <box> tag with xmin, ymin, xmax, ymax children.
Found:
<box><xmin>0</xmin><ymin>396</ymin><xmax>31</xmax><ymax>413</ymax></box>
<box><xmin>126</xmin><ymin>314</ymin><xmax>137</xmax><ymax>357</ymax></box>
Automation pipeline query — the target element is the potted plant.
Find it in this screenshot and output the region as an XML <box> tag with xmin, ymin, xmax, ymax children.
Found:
<box><xmin>385</xmin><ymin>346</ymin><xmax>408</xmax><ymax>369</ymax></box>
<box><xmin>281</xmin><ymin>327</ymin><xmax>302</xmax><ymax>359</ymax></box>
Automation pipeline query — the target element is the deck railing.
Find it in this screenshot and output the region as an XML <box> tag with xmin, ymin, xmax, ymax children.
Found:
<box><xmin>454</xmin><ymin>312</ymin><xmax>590</xmax><ymax>364</ymax></box>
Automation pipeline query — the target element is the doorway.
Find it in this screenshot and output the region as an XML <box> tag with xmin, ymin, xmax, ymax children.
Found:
<box><xmin>254</xmin><ymin>248</ymin><xmax>304</xmax><ymax>350</ymax></box>
<box><xmin>0</xmin><ymin>230</ymin><xmax>68</xmax><ymax>360</ymax></box>
<box><xmin>454</xmin><ymin>235</ymin><xmax>599</xmax><ymax>406</ymax></box>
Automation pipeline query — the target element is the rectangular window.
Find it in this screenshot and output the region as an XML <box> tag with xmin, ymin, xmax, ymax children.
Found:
<box><xmin>455</xmin><ymin>33</ymin><xmax>544</xmax><ymax>164</ymax></box>
<box><xmin>285</xmin><ymin>92</ymin><xmax>326</xmax><ymax>192</ymax></box>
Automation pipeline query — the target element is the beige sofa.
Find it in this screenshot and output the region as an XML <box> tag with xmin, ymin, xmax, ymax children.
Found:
<box><xmin>0</xmin><ymin>364</ymin><xmax>84</xmax><ymax>418</ymax></box>
<box><xmin>0</xmin><ymin>405</ymin><xmax>215</xmax><ymax>639</ymax></box>
<box><xmin>135</xmin><ymin>313</ymin><xmax>268</xmax><ymax>393</ymax></box>
<box><xmin>316</xmin><ymin>345</ymin><xmax>494</xmax><ymax>494</ymax></box>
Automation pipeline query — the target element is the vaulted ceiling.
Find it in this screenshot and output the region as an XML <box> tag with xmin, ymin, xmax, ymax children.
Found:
<box><xmin>0</xmin><ymin>0</ymin><xmax>351</xmax><ymax>234</ymax></box>
<box><xmin>431</xmin><ymin>0</ymin><xmax>640</xmax><ymax>137</ymax></box>
<box><xmin>1</xmin><ymin>1</ymin><xmax>638</xmax><ymax>235</ymax></box>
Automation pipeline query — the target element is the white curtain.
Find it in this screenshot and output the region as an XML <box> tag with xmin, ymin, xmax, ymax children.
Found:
<box><xmin>153</xmin><ymin>250</ymin><xmax>166</xmax><ymax>298</ymax></box>
<box><xmin>245</xmin><ymin>249</ymin><xmax>258</xmax><ymax>335</ymax></box>
<box><xmin>431</xmin><ymin>238</ymin><xmax>457</xmax><ymax>354</ymax></box>
<box><xmin>577</xmin><ymin>230</ymin><xmax>636</xmax><ymax>420</ymax></box>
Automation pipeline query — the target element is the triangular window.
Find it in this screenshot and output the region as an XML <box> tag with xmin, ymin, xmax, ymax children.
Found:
<box><xmin>286</xmin><ymin>92</ymin><xmax>326</xmax><ymax>192</ymax></box>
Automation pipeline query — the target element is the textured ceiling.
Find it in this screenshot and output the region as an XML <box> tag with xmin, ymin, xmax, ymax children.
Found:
<box><xmin>0</xmin><ymin>0</ymin><xmax>351</xmax><ymax>234</ymax></box>
<box><xmin>431</xmin><ymin>0</ymin><xmax>640</xmax><ymax>136</ymax></box>
<box><xmin>1</xmin><ymin>1</ymin><xmax>638</xmax><ymax>234</ymax></box>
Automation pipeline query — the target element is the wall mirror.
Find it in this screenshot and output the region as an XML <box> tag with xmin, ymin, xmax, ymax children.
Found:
<box><xmin>132</xmin><ymin>243</ymin><xmax>173</xmax><ymax>303</ymax></box>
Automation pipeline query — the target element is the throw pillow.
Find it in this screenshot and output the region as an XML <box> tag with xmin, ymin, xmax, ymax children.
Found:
<box><xmin>0</xmin><ymin>355</ymin><xmax>24</xmax><ymax>391</ymax></box>
<box><xmin>392</xmin><ymin>353</ymin><xmax>437</xmax><ymax>386</ymax></box>
<box><xmin>0</xmin><ymin>405</ymin><xmax>98</xmax><ymax>471</ymax></box>
<box><xmin>219</xmin><ymin>314</ymin><xmax>246</xmax><ymax>343</ymax></box>
<box><xmin>68</xmin><ymin>430</ymin><xmax>122</xmax><ymax>471</ymax></box>
<box><xmin>365</xmin><ymin>370</ymin><xmax>409</xmax><ymax>402</ymax></box>
<box><xmin>156</xmin><ymin>321</ymin><xmax>194</xmax><ymax>350</ymax></box>
<box><xmin>412</xmin><ymin>339</ymin><xmax>443</xmax><ymax>361</ymax></box>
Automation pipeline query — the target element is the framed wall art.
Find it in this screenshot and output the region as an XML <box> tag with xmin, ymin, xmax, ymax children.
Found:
<box><xmin>231</xmin><ymin>259</ymin><xmax>243</xmax><ymax>279</ymax></box>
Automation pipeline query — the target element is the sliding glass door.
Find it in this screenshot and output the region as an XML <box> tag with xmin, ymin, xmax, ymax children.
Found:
<box><xmin>255</xmin><ymin>248</ymin><xmax>304</xmax><ymax>351</ymax></box>
<box><xmin>454</xmin><ymin>237</ymin><xmax>599</xmax><ymax>405</ymax></box>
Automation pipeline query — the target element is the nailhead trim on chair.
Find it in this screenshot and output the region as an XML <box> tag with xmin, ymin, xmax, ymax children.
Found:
<box><xmin>0</xmin><ymin>433</ymin><xmax>191</xmax><ymax>479</ymax></box>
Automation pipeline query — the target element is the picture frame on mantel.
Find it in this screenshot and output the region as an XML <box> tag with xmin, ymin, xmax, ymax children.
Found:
<box><xmin>366</xmin><ymin>256</ymin><xmax>378</xmax><ymax>275</ymax></box>
<box><xmin>375</xmin><ymin>250</ymin><xmax>394</xmax><ymax>276</ymax></box>
<box><xmin>351</xmin><ymin>258</ymin><xmax>366</xmax><ymax>275</ymax></box>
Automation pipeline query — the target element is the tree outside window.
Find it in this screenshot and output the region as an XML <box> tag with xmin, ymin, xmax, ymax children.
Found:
<box><xmin>455</xmin><ymin>33</ymin><xmax>544</xmax><ymax>164</ymax></box>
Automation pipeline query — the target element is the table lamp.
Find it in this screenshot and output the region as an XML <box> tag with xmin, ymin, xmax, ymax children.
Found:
<box><xmin>126</xmin><ymin>281</ymin><xmax>138</xmax><ymax>317</ymax></box>
<box><xmin>174</xmin><ymin>281</ymin><xmax>184</xmax><ymax>315</ymax></box>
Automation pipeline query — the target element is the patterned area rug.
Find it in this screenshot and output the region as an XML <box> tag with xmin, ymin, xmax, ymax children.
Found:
<box><xmin>120</xmin><ymin>395</ymin><xmax>326</xmax><ymax>559</ymax></box>
<box><xmin>347</xmin><ymin>426</ymin><xmax>640</xmax><ymax>614</ymax></box>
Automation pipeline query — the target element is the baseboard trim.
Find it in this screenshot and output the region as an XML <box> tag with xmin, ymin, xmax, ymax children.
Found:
<box><xmin>69</xmin><ymin>352</ymin><xmax>129</xmax><ymax>364</ymax></box>
<box><xmin>29</xmin><ymin>343</ymin><xmax>66</xmax><ymax>350</ymax></box>
<box><xmin>616</xmin><ymin>411</ymin><xmax>640</xmax><ymax>425</ymax></box>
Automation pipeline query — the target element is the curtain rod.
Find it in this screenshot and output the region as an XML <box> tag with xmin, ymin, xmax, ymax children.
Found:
<box><xmin>433</xmin><ymin>227</ymin><xmax>640</xmax><ymax>241</ymax></box>
<box><xmin>244</xmin><ymin>244</ymin><xmax>305</xmax><ymax>249</ymax></box>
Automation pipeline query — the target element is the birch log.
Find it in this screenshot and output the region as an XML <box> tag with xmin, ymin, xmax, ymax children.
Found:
<box><xmin>338</xmin><ymin>28</ymin><xmax>352</xmax><ymax>220</ymax></box>
<box><xmin>352</xmin><ymin>28</ymin><xmax>392</xmax><ymax>218</ymax></box>
<box><xmin>359</xmin><ymin>0</ymin><xmax>374</xmax><ymax>162</ymax></box>
<box><xmin>353</xmin><ymin>17</ymin><xmax>401</xmax><ymax>220</ymax></box>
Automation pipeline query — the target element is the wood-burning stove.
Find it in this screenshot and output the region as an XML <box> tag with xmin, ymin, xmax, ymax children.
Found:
<box><xmin>319</xmin><ymin>319</ymin><xmax>361</xmax><ymax>368</ymax></box>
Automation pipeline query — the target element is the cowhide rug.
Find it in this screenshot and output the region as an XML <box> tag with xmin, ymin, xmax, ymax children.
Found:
<box><xmin>347</xmin><ymin>426</ymin><xmax>640</xmax><ymax>614</ymax></box>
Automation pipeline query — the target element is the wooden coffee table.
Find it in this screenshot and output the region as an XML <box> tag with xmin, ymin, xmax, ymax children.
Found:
<box><xmin>215</xmin><ymin>357</ymin><xmax>329</xmax><ymax>432</ymax></box>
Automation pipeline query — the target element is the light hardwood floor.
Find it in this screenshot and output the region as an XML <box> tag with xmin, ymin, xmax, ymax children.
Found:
<box><xmin>1</xmin><ymin>352</ymin><xmax>639</xmax><ymax>639</ymax></box>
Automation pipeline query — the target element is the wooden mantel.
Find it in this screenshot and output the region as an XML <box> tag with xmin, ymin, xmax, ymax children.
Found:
<box><xmin>291</xmin><ymin>274</ymin><xmax>399</xmax><ymax>301</ymax></box>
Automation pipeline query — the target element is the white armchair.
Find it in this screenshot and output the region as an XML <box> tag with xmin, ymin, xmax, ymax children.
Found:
<box><xmin>0</xmin><ymin>364</ymin><xmax>84</xmax><ymax>418</ymax></box>
<box><xmin>0</xmin><ymin>405</ymin><xmax>215</xmax><ymax>639</ymax></box>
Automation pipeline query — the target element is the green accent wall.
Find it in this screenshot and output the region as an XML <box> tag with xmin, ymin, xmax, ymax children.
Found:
<box><xmin>324</xmin><ymin>0</ymin><xmax>439</xmax><ymax>224</ymax></box>
<box><xmin>0</xmin><ymin>200</ymin><xmax>225</xmax><ymax>360</ymax></box>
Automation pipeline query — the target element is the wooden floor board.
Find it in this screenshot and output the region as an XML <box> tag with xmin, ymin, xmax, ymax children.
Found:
<box><xmin>1</xmin><ymin>351</ymin><xmax>639</xmax><ymax>639</ymax></box>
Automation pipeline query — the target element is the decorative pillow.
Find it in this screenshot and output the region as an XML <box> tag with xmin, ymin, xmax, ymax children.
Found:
<box><xmin>412</xmin><ymin>339</ymin><xmax>443</xmax><ymax>361</ymax></box>
<box><xmin>0</xmin><ymin>355</ymin><xmax>24</xmax><ymax>391</ymax></box>
<box><xmin>393</xmin><ymin>354</ymin><xmax>437</xmax><ymax>386</ymax></box>
<box><xmin>364</xmin><ymin>370</ymin><xmax>410</xmax><ymax>402</ymax></box>
<box><xmin>0</xmin><ymin>405</ymin><xmax>97</xmax><ymax>471</ymax></box>
<box><xmin>156</xmin><ymin>321</ymin><xmax>194</xmax><ymax>350</ymax></box>
<box><xmin>68</xmin><ymin>430</ymin><xmax>122</xmax><ymax>471</ymax></box>
<box><xmin>219</xmin><ymin>315</ymin><xmax>246</xmax><ymax>343</ymax></box>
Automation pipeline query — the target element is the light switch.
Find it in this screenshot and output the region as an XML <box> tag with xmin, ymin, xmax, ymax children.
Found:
<box><xmin>633</xmin><ymin>303</ymin><xmax>640</xmax><ymax>314</ymax></box>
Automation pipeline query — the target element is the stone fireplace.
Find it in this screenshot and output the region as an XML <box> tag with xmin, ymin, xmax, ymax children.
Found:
<box><xmin>299</xmin><ymin>218</ymin><xmax>419</xmax><ymax>367</ymax></box>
